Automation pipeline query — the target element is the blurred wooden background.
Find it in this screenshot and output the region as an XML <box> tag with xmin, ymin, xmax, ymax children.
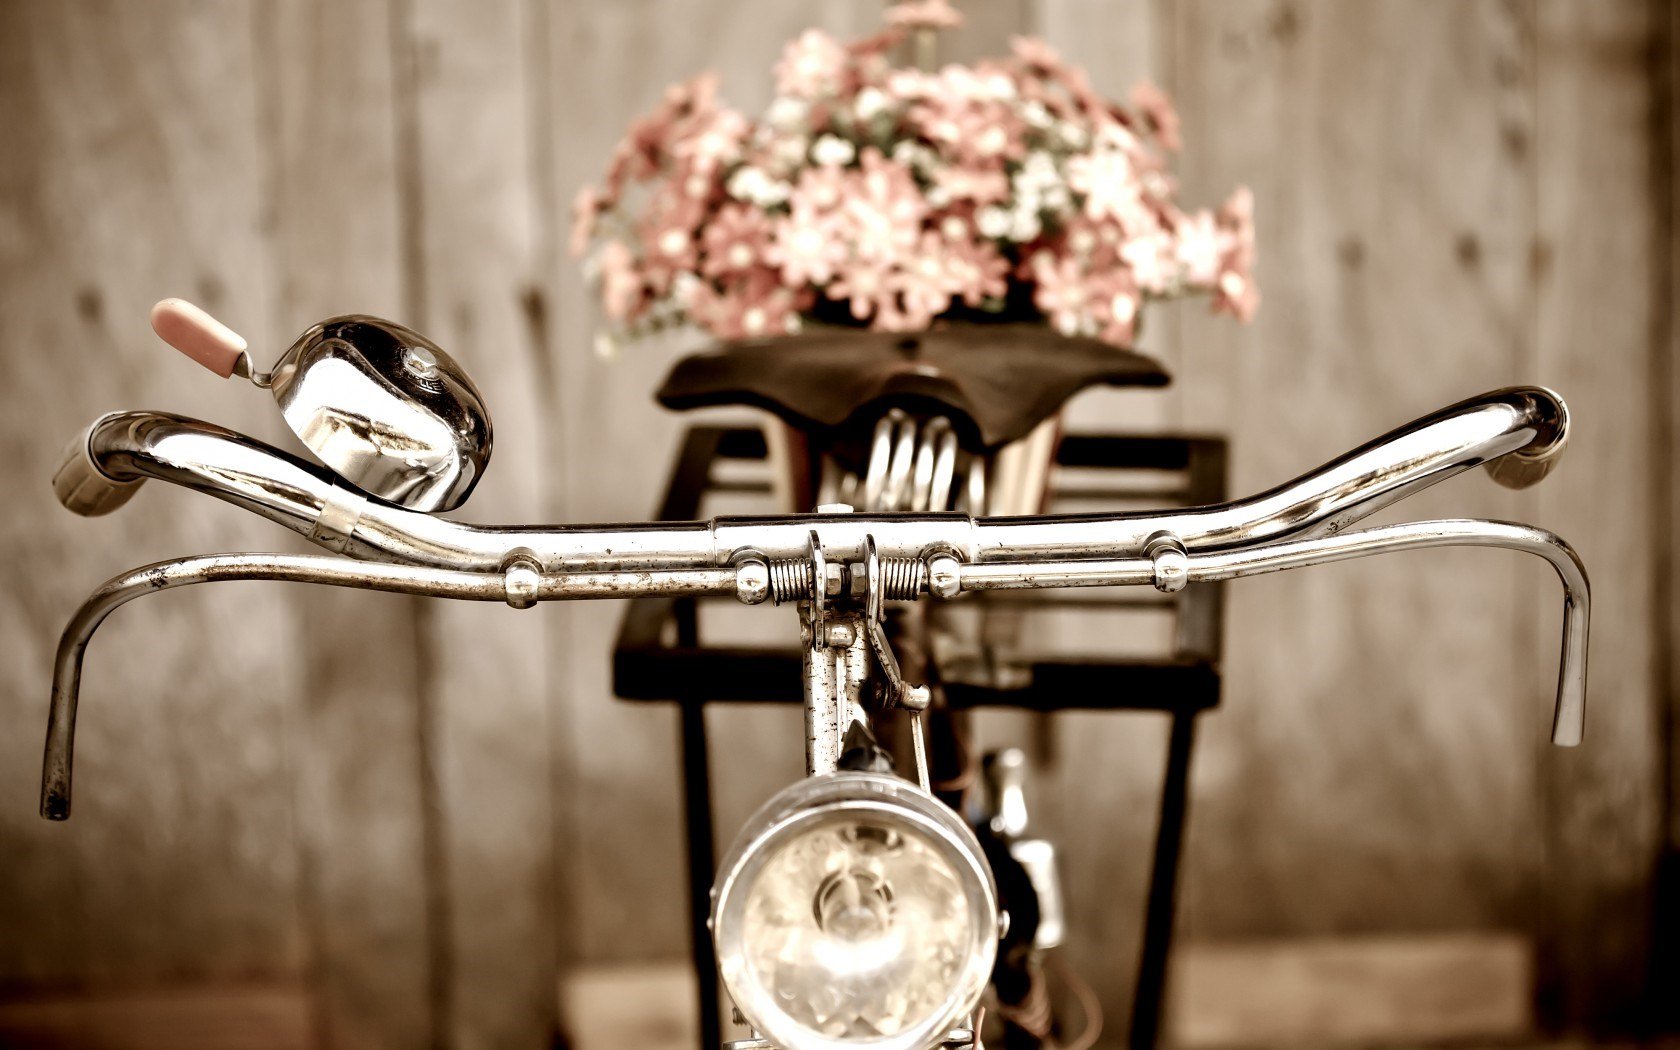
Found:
<box><xmin>0</xmin><ymin>0</ymin><xmax>1673</xmax><ymax>1047</ymax></box>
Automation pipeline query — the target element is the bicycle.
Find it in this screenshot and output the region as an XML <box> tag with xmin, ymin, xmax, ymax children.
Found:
<box><xmin>40</xmin><ymin>301</ymin><xmax>1587</xmax><ymax>1050</ymax></box>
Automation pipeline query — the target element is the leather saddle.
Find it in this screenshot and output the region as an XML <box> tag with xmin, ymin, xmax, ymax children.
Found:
<box><xmin>655</xmin><ymin>324</ymin><xmax>1170</xmax><ymax>454</ymax></box>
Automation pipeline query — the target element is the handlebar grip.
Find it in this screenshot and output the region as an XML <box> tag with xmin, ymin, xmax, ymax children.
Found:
<box><xmin>1483</xmin><ymin>387</ymin><xmax>1569</xmax><ymax>489</ymax></box>
<box><xmin>52</xmin><ymin>415</ymin><xmax>142</xmax><ymax>516</ymax></box>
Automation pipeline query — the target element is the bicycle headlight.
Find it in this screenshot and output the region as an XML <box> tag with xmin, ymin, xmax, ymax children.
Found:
<box><xmin>711</xmin><ymin>772</ymin><xmax>997</xmax><ymax>1050</ymax></box>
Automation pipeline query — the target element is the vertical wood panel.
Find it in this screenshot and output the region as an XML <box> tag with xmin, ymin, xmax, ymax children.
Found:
<box><xmin>1534</xmin><ymin>0</ymin><xmax>1661</xmax><ymax>1026</ymax></box>
<box><xmin>1171</xmin><ymin>0</ymin><xmax>1544</xmax><ymax>941</ymax></box>
<box><xmin>258</xmin><ymin>1</ymin><xmax>433</xmax><ymax>1044</ymax></box>
<box><xmin>0</xmin><ymin>0</ymin><xmax>303</xmax><ymax>985</ymax></box>
<box><xmin>404</xmin><ymin>0</ymin><xmax>560</xmax><ymax>1042</ymax></box>
<box><xmin>1032</xmin><ymin>0</ymin><xmax>1178</xmax><ymax>1032</ymax></box>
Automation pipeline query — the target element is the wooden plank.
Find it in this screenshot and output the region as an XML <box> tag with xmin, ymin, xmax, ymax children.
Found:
<box><xmin>1533</xmin><ymin>0</ymin><xmax>1662</xmax><ymax>1027</ymax></box>
<box><xmin>0</xmin><ymin>0</ymin><xmax>303</xmax><ymax>986</ymax></box>
<box><xmin>1167</xmin><ymin>932</ymin><xmax>1534</xmax><ymax>1047</ymax></box>
<box><xmin>1170</xmin><ymin>0</ymin><xmax>1544</xmax><ymax>945</ymax></box>
<box><xmin>400</xmin><ymin>0</ymin><xmax>560</xmax><ymax>1044</ymax></box>
<box><xmin>255</xmin><ymin>0</ymin><xmax>434</xmax><ymax>1044</ymax></box>
<box><xmin>1027</xmin><ymin>0</ymin><xmax>1179</xmax><ymax>1036</ymax></box>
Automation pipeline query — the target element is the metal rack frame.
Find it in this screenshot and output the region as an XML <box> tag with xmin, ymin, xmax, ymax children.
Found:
<box><xmin>612</xmin><ymin>424</ymin><xmax>1228</xmax><ymax>1050</ymax></box>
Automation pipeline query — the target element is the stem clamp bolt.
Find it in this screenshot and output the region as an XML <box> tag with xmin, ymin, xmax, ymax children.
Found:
<box><xmin>503</xmin><ymin>553</ymin><xmax>542</xmax><ymax>609</ymax></box>
<box><xmin>733</xmin><ymin>557</ymin><xmax>770</xmax><ymax>606</ymax></box>
<box><xmin>926</xmin><ymin>554</ymin><xmax>961</xmax><ymax>599</ymax></box>
<box><xmin>1144</xmin><ymin>532</ymin><xmax>1189</xmax><ymax>594</ymax></box>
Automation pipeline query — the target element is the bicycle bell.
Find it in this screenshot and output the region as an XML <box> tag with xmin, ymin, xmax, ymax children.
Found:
<box><xmin>150</xmin><ymin>298</ymin><xmax>492</xmax><ymax>512</ymax></box>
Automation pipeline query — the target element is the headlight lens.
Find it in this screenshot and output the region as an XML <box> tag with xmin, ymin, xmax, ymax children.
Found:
<box><xmin>712</xmin><ymin>772</ymin><xmax>997</xmax><ymax>1050</ymax></box>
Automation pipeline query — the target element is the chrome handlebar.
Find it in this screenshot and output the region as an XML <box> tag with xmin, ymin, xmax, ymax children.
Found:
<box><xmin>41</xmin><ymin>387</ymin><xmax>1587</xmax><ymax>820</ymax></box>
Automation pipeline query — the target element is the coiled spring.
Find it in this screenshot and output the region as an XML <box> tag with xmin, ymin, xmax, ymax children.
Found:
<box><xmin>877</xmin><ymin>556</ymin><xmax>926</xmax><ymax>600</ymax></box>
<box><xmin>765</xmin><ymin>553</ymin><xmax>925</xmax><ymax>603</ymax></box>
<box><xmin>767</xmin><ymin>558</ymin><xmax>814</xmax><ymax>604</ymax></box>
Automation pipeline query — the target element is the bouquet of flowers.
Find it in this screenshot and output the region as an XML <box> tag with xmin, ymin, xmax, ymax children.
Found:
<box><xmin>571</xmin><ymin>0</ymin><xmax>1256</xmax><ymax>353</ymax></box>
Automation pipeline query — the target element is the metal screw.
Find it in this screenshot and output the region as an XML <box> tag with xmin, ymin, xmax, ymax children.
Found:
<box><xmin>825</xmin><ymin>622</ymin><xmax>856</xmax><ymax>648</ymax></box>
<box><xmin>903</xmin><ymin>684</ymin><xmax>932</xmax><ymax>711</ymax></box>
<box><xmin>401</xmin><ymin>345</ymin><xmax>439</xmax><ymax>381</ymax></box>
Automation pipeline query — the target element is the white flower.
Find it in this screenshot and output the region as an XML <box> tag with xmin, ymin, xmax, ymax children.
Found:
<box><xmin>974</xmin><ymin>125</ymin><xmax>1009</xmax><ymax>158</ymax></box>
<box><xmin>811</xmin><ymin>134</ymin><xmax>856</xmax><ymax>167</ymax></box>
<box><xmin>767</xmin><ymin>96</ymin><xmax>810</xmax><ymax>131</ymax></box>
<box><xmin>772</xmin><ymin>135</ymin><xmax>808</xmax><ymax>170</ymax></box>
<box><xmin>977</xmin><ymin>206</ymin><xmax>1011</xmax><ymax>239</ymax></box>
<box><xmin>926</xmin><ymin>184</ymin><xmax>952</xmax><ymax>209</ymax></box>
<box><xmin>983</xmin><ymin>72</ymin><xmax>1017</xmax><ymax>100</ymax></box>
<box><xmin>594</xmin><ymin>331</ymin><xmax>620</xmax><ymax>359</ymax></box>
<box><xmin>891</xmin><ymin>140</ymin><xmax>936</xmax><ymax>172</ymax></box>
<box><xmin>1021</xmin><ymin>99</ymin><xmax>1052</xmax><ymax>128</ymax></box>
<box><xmin>855</xmin><ymin>86</ymin><xmax>890</xmax><ymax>121</ymax></box>
<box><xmin>940</xmin><ymin>214</ymin><xmax>969</xmax><ymax>241</ymax></box>
<box><xmin>1017</xmin><ymin>151</ymin><xmax>1060</xmax><ymax>190</ymax></box>
<box><xmin>728</xmin><ymin>166</ymin><xmax>768</xmax><ymax>200</ymax></box>
<box><xmin>1008</xmin><ymin>206</ymin><xmax>1041</xmax><ymax>242</ymax></box>
<box><xmin>657</xmin><ymin>227</ymin><xmax>690</xmax><ymax>257</ymax></box>
<box><xmin>672</xmin><ymin>272</ymin><xmax>702</xmax><ymax>306</ymax></box>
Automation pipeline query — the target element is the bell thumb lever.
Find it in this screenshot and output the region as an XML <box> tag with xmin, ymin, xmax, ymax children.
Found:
<box><xmin>150</xmin><ymin>298</ymin><xmax>269</xmax><ymax>385</ymax></box>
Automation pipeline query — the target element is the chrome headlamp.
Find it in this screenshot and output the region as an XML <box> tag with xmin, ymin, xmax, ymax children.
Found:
<box><xmin>711</xmin><ymin>772</ymin><xmax>998</xmax><ymax>1050</ymax></box>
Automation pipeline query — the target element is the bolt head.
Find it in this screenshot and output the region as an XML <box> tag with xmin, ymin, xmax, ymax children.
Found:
<box><xmin>1151</xmin><ymin>548</ymin><xmax>1189</xmax><ymax>593</ymax></box>
<box><xmin>504</xmin><ymin>560</ymin><xmax>541</xmax><ymax>609</ymax></box>
<box><xmin>825</xmin><ymin>622</ymin><xmax>856</xmax><ymax>648</ymax></box>
<box><xmin>903</xmin><ymin>684</ymin><xmax>932</xmax><ymax>711</ymax></box>
<box><xmin>927</xmin><ymin>555</ymin><xmax>961</xmax><ymax>599</ymax></box>
<box><xmin>735</xmin><ymin>560</ymin><xmax>770</xmax><ymax>605</ymax></box>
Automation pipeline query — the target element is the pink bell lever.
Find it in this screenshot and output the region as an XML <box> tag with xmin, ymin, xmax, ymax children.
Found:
<box><xmin>150</xmin><ymin>298</ymin><xmax>267</xmax><ymax>384</ymax></box>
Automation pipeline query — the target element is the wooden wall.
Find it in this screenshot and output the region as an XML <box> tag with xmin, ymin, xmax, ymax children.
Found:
<box><xmin>0</xmin><ymin>1</ymin><xmax>1670</xmax><ymax>1047</ymax></box>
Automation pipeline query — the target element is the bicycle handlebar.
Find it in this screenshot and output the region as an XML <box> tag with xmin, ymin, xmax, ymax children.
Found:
<box><xmin>40</xmin><ymin>387</ymin><xmax>1587</xmax><ymax>820</ymax></box>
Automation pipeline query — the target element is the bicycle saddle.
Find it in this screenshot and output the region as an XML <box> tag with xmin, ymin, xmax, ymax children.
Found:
<box><xmin>655</xmin><ymin>325</ymin><xmax>1169</xmax><ymax>452</ymax></box>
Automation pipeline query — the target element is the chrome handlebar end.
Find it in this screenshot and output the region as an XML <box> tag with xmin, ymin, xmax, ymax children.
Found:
<box><xmin>52</xmin><ymin>413</ymin><xmax>143</xmax><ymax>517</ymax></box>
<box><xmin>1483</xmin><ymin>386</ymin><xmax>1569</xmax><ymax>490</ymax></box>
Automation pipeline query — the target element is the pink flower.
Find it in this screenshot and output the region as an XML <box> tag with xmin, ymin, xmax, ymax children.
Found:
<box><xmin>673</xmin><ymin>108</ymin><xmax>750</xmax><ymax>176</ymax></box>
<box><xmin>1119</xmin><ymin>229</ymin><xmax>1175</xmax><ymax>294</ymax></box>
<box><xmin>1130</xmin><ymin>80</ymin><xmax>1182</xmax><ymax>152</ymax></box>
<box><xmin>771</xmin><ymin>166</ymin><xmax>851</xmax><ymax>286</ymax></box>
<box><xmin>846</xmin><ymin>148</ymin><xmax>925</xmax><ymax>263</ymax></box>
<box><xmin>775</xmin><ymin>29</ymin><xmax>848</xmax><ymax>98</ymax></box>
<box><xmin>886</xmin><ymin>0</ymin><xmax>963</xmax><ymax>30</ymax></box>
<box><xmin>895</xmin><ymin>233</ymin><xmax>964</xmax><ymax>326</ymax></box>
<box><xmin>1212</xmin><ymin>186</ymin><xmax>1259</xmax><ymax>321</ymax></box>
<box><xmin>1089</xmin><ymin>270</ymin><xmax>1141</xmax><ymax>346</ymax></box>
<box><xmin>904</xmin><ymin>67</ymin><xmax>1027</xmax><ymax>167</ymax></box>
<box><xmin>941</xmin><ymin>225</ymin><xmax>1010</xmax><ymax>306</ymax></box>
<box><xmin>934</xmin><ymin>166</ymin><xmax>1011</xmax><ymax>206</ymax></box>
<box><xmin>1172</xmin><ymin>208</ymin><xmax>1221</xmax><ymax>287</ymax></box>
<box><xmin>597</xmin><ymin>240</ymin><xmax>644</xmax><ymax>322</ymax></box>
<box><xmin>829</xmin><ymin>257</ymin><xmax>909</xmax><ymax>329</ymax></box>
<box><xmin>1067</xmin><ymin>141</ymin><xmax>1152</xmax><ymax>232</ymax></box>
<box><xmin>1028</xmin><ymin>251</ymin><xmax>1094</xmax><ymax>336</ymax></box>
<box><xmin>702</xmin><ymin>203</ymin><xmax>775</xmax><ymax>277</ymax></box>
<box><xmin>570</xmin><ymin>185</ymin><xmax>602</xmax><ymax>258</ymax></box>
<box><xmin>693</xmin><ymin>267</ymin><xmax>811</xmax><ymax>339</ymax></box>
